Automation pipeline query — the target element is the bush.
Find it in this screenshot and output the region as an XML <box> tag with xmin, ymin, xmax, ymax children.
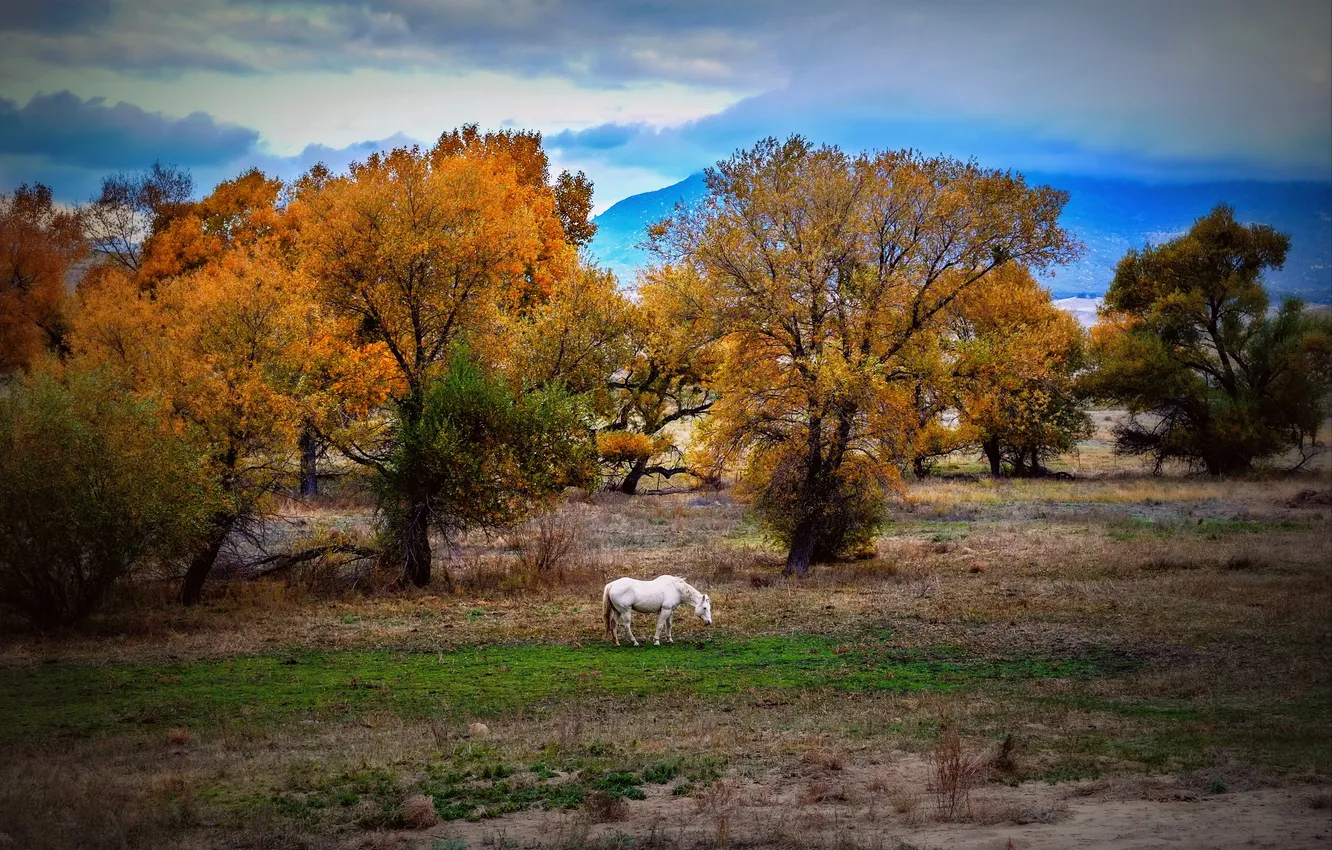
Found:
<box><xmin>374</xmin><ymin>350</ymin><xmax>596</xmax><ymax>589</ymax></box>
<box><xmin>0</xmin><ymin>368</ymin><xmax>212</xmax><ymax>629</ymax></box>
<box><xmin>750</xmin><ymin>454</ymin><xmax>887</xmax><ymax>563</ymax></box>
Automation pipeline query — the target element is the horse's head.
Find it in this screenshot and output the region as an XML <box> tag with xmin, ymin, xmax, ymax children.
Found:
<box><xmin>695</xmin><ymin>593</ymin><xmax>713</xmax><ymax>626</ymax></box>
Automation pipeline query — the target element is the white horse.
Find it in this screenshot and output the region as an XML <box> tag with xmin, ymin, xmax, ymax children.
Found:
<box><xmin>602</xmin><ymin>575</ymin><xmax>712</xmax><ymax>646</ymax></box>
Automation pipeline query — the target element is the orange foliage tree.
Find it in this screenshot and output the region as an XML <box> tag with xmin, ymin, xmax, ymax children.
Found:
<box><xmin>598</xmin><ymin>267</ymin><xmax>719</xmax><ymax>494</ymax></box>
<box><xmin>71</xmin><ymin>171</ymin><xmax>345</xmax><ymax>605</ymax></box>
<box><xmin>0</xmin><ymin>184</ymin><xmax>87</xmax><ymax>373</ymax></box>
<box><xmin>649</xmin><ymin>137</ymin><xmax>1078</xmax><ymax>575</ymax></box>
<box><xmin>298</xmin><ymin>133</ymin><xmax>588</xmax><ymax>589</ymax></box>
<box><xmin>435</xmin><ymin>124</ymin><xmax>597</xmax><ymax>249</ymax></box>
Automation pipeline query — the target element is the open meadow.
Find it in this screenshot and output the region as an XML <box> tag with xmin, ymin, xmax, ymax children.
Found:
<box><xmin>2</xmin><ymin>430</ymin><xmax>1331</xmax><ymax>849</ymax></box>
<box><xmin>4</xmin><ymin>4</ymin><xmax>1331</xmax><ymax>848</ymax></box>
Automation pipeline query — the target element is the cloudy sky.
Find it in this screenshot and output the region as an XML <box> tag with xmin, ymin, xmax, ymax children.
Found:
<box><xmin>2</xmin><ymin>0</ymin><xmax>1329</xmax><ymax>211</ymax></box>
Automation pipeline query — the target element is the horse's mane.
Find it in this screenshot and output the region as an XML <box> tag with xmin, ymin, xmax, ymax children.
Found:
<box><xmin>671</xmin><ymin>575</ymin><xmax>705</xmax><ymax>603</ymax></box>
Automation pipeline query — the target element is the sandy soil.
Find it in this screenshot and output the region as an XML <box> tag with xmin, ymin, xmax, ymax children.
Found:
<box><xmin>340</xmin><ymin>759</ymin><xmax>1332</xmax><ymax>850</ymax></box>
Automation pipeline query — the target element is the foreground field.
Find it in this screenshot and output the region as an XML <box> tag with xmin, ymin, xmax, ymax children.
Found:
<box><xmin>2</xmin><ymin>473</ymin><xmax>1330</xmax><ymax>849</ymax></box>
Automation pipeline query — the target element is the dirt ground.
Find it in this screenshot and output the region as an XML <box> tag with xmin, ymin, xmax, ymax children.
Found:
<box><xmin>347</xmin><ymin>765</ymin><xmax>1332</xmax><ymax>850</ymax></box>
<box><xmin>1</xmin><ymin>422</ymin><xmax>1330</xmax><ymax>849</ymax></box>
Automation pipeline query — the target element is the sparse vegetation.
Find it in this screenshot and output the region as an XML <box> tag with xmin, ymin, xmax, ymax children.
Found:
<box><xmin>0</xmin><ymin>464</ymin><xmax>1328</xmax><ymax>847</ymax></box>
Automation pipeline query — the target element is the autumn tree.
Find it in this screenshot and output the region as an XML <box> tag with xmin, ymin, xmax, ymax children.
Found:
<box><xmin>600</xmin><ymin>267</ymin><xmax>718</xmax><ymax>494</ymax></box>
<box><xmin>84</xmin><ymin>161</ymin><xmax>193</xmax><ymax>274</ymax></box>
<box><xmin>0</xmin><ymin>183</ymin><xmax>87</xmax><ymax>373</ymax></box>
<box><xmin>650</xmin><ymin>137</ymin><xmax>1077</xmax><ymax>576</ymax></box>
<box><xmin>435</xmin><ymin>124</ymin><xmax>597</xmax><ymax>249</ymax></box>
<box><xmin>1085</xmin><ymin>205</ymin><xmax>1332</xmax><ymax>474</ymax></box>
<box><xmin>299</xmin><ymin>137</ymin><xmax>586</xmax><ymax>589</ymax></box>
<box><xmin>502</xmin><ymin>263</ymin><xmax>632</xmax><ymax>403</ymax></box>
<box><xmin>71</xmin><ymin>171</ymin><xmax>333</xmax><ymax>605</ymax></box>
<box><xmin>898</xmin><ymin>331</ymin><xmax>972</xmax><ymax>479</ymax></box>
<box><xmin>133</xmin><ymin>168</ymin><xmax>288</xmax><ymax>291</ymax></box>
<box><xmin>947</xmin><ymin>264</ymin><xmax>1092</xmax><ymax>477</ymax></box>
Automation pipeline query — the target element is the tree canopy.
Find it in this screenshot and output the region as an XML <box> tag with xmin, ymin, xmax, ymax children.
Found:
<box><xmin>649</xmin><ymin>136</ymin><xmax>1078</xmax><ymax>575</ymax></box>
<box><xmin>0</xmin><ymin>184</ymin><xmax>86</xmax><ymax>373</ymax></box>
<box><xmin>1085</xmin><ymin>205</ymin><xmax>1332</xmax><ymax>475</ymax></box>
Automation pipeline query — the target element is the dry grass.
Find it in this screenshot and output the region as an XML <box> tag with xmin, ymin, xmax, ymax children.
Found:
<box><xmin>927</xmin><ymin>718</ymin><xmax>989</xmax><ymax>822</ymax></box>
<box><xmin>0</xmin><ymin>466</ymin><xmax>1328</xmax><ymax>848</ymax></box>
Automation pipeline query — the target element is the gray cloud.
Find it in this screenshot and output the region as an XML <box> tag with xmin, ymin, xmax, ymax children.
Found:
<box><xmin>0</xmin><ymin>92</ymin><xmax>260</xmax><ymax>171</ymax></box>
<box><xmin>0</xmin><ymin>0</ymin><xmax>112</xmax><ymax>34</ymax></box>
<box><xmin>3</xmin><ymin>0</ymin><xmax>1329</xmax><ymax>184</ymax></box>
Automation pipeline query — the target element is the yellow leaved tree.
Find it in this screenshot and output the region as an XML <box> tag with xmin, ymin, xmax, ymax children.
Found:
<box><xmin>946</xmin><ymin>264</ymin><xmax>1092</xmax><ymax>477</ymax></box>
<box><xmin>649</xmin><ymin>137</ymin><xmax>1078</xmax><ymax>575</ymax></box>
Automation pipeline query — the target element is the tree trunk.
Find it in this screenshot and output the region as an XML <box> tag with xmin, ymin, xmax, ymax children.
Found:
<box><xmin>299</xmin><ymin>428</ymin><xmax>319</xmax><ymax>496</ymax></box>
<box><xmin>912</xmin><ymin>455</ymin><xmax>930</xmax><ymax>479</ymax></box>
<box><xmin>619</xmin><ymin>456</ymin><xmax>649</xmax><ymax>495</ymax></box>
<box><xmin>783</xmin><ymin>514</ymin><xmax>819</xmax><ymax>578</ymax></box>
<box><xmin>180</xmin><ymin>514</ymin><xmax>236</xmax><ymax>606</ymax></box>
<box><xmin>399</xmin><ymin>501</ymin><xmax>434</xmax><ymax>588</ymax></box>
<box><xmin>983</xmin><ymin>437</ymin><xmax>1004</xmax><ymax>478</ymax></box>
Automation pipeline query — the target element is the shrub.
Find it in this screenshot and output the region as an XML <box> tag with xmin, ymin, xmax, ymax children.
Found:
<box><xmin>0</xmin><ymin>368</ymin><xmax>213</xmax><ymax>629</ymax></box>
<box><xmin>514</xmin><ymin>509</ymin><xmax>581</xmax><ymax>577</ymax></box>
<box><xmin>927</xmin><ymin>717</ymin><xmax>989</xmax><ymax>821</ymax></box>
<box><xmin>374</xmin><ymin>350</ymin><xmax>596</xmax><ymax>590</ymax></box>
<box><xmin>750</xmin><ymin>453</ymin><xmax>887</xmax><ymax>563</ymax></box>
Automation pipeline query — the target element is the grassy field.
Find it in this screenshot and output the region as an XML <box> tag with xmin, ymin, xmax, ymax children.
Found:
<box><xmin>1</xmin><ymin>448</ymin><xmax>1330</xmax><ymax>848</ymax></box>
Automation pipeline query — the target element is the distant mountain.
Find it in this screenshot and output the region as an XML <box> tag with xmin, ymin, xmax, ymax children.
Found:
<box><xmin>588</xmin><ymin>173</ymin><xmax>708</xmax><ymax>285</ymax></box>
<box><xmin>1052</xmin><ymin>296</ymin><xmax>1102</xmax><ymax>328</ymax></box>
<box><xmin>589</xmin><ymin>173</ymin><xmax>1332</xmax><ymax>302</ymax></box>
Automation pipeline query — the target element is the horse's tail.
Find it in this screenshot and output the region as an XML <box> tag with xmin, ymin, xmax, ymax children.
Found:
<box><xmin>602</xmin><ymin>583</ymin><xmax>613</xmax><ymax>640</ymax></box>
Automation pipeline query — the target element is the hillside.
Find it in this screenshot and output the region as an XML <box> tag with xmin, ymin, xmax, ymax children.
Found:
<box><xmin>589</xmin><ymin>173</ymin><xmax>1332</xmax><ymax>301</ymax></box>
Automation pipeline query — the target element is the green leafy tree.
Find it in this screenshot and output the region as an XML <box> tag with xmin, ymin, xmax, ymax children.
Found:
<box><xmin>1086</xmin><ymin>205</ymin><xmax>1332</xmax><ymax>474</ymax></box>
<box><xmin>0</xmin><ymin>368</ymin><xmax>214</xmax><ymax>629</ymax></box>
<box><xmin>375</xmin><ymin>352</ymin><xmax>594</xmax><ymax>592</ymax></box>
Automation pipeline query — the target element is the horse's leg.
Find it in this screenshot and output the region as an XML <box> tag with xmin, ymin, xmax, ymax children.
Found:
<box><xmin>654</xmin><ymin>609</ymin><xmax>672</xmax><ymax>646</ymax></box>
<box><xmin>623</xmin><ymin>611</ymin><xmax>640</xmax><ymax>647</ymax></box>
<box><xmin>665</xmin><ymin>609</ymin><xmax>674</xmax><ymax>643</ymax></box>
<box><xmin>612</xmin><ymin>606</ymin><xmax>621</xmax><ymax>646</ymax></box>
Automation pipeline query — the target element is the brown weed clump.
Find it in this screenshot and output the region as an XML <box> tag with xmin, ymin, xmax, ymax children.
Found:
<box><xmin>397</xmin><ymin>794</ymin><xmax>438</xmax><ymax>829</ymax></box>
<box><xmin>928</xmin><ymin>717</ymin><xmax>989</xmax><ymax>821</ymax></box>
<box><xmin>582</xmin><ymin>790</ymin><xmax>628</xmax><ymax>823</ymax></box>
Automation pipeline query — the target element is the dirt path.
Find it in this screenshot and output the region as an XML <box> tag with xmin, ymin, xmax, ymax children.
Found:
<box><xmin>342</xmin><ymin>766</ymin><xmax>1332</xmax><ymax>850</ymax></box>
<box><xmin>908</xmin><ymin>787</ymin><xmax>1331</xmax><ymax>849</ymax></box>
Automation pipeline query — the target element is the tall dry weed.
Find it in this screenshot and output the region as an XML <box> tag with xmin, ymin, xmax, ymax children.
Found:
<box><xmin>694</xmin><ymin>779</ymin><xmax>738</xmax><ymax>847</ymax></box>
<box><xmin>927</xmin><ymin>717</ymin><xmax>989</xmax><ymax>821</ymax></box>
<box><xmin>515</xmin><ymin>510</ymin><xmax>583</xmax><ymax>576</ymax></box>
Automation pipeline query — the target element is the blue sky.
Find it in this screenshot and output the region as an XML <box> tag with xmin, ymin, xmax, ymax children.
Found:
<box><xmin>1</xmin><ymin>0</ymin><xmax>1329</xmax><ymax>211</ymax></box>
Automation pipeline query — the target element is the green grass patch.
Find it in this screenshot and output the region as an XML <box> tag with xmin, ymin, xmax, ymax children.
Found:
<box><xmin>0</xmin><ymin>634</ymin><xmax>1143</xmax><ymax>741</ymax></box>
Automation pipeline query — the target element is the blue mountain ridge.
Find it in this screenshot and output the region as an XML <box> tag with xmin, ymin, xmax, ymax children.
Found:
<box><xmin>588</xmin><ymin>172</ymin><xmax>1332</xmax><ymax>302</ymax></box>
